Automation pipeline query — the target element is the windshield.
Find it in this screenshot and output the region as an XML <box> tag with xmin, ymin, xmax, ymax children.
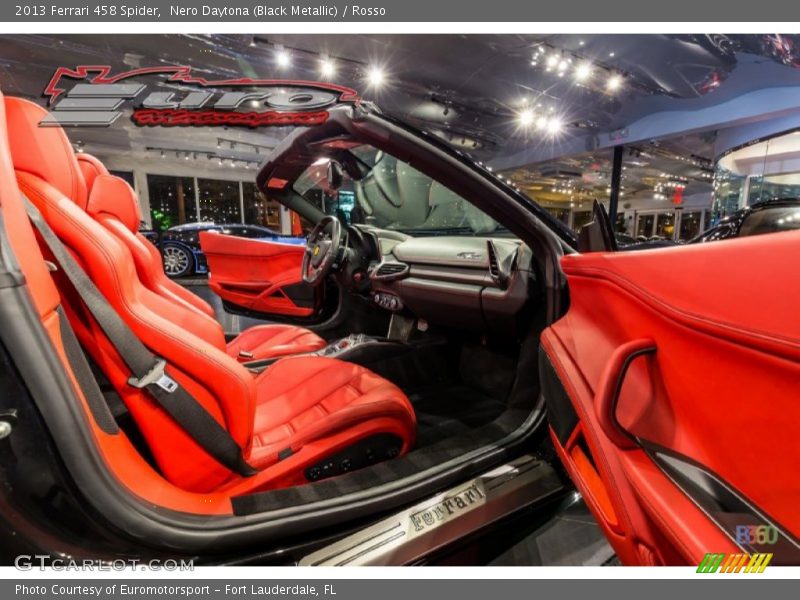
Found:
<box><xmin>295</xmin><ymin>145</ymin><xmax>505</xmax><ymax>236</ymax></box>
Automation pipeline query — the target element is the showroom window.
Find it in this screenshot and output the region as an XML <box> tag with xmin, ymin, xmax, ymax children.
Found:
<box><xmin>242</xmin><ymin>182</ymin><xmax>282</xmax><ymax>229</ymax></box>
<box><xmin>713</xmin><ymin>129</ymin><xmax>800</xmax><ymax>221</ymax></box>
<box><xmin>635</xmin><ymin>208</ymin><xmax>706</xmax><ymax>241</ymax></box>
<box><xmin>711</xmin><ymin>165</ymin><xmax>746</xmax><ymax>221</ymax></box>
<box><xmin>544</xmin><ymin>206</ymin><xmax>571</xmax><ymax>225</ymax></box>
<box><xmin>678</xmin><ymin>210</ymin><xmax>704</xmax><ymax>240</ymax></box>
<box><xmin>147</xmin><ymin>174</ymin><xmax>197</xmax><ymax>230</ymax></box>
<box><xmin>572</xmin><ymin>210</ymin><xmax>593</xmax><ymax>232</ymax></box>
<box><xmin>748</xmin><ymin>173</ymin><xmax>800</xmax><ymax>205</ymax></box>
<box><xmin>635</xmin><ymin>212</ymin><xmax>656</xmax><ymax>238</ymax></box>
<box><xmin>653</xmin><ymin>211</ymin><xmax>676</xmax><ymax>238</ymax></box>
<box><xmin>145</xmin><ymin>175</ymin><xmax>292</xmax><ymax>232</ymax></box>
<box><xmin>197</xmin><ymin>178</ymin><xmax>241</xmax><ymax>223</ymax></box>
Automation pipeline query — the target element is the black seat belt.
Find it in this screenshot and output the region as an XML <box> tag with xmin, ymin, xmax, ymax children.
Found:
<box><xmin>23</xmin><ymin>195</ymin><xmax>257</xmax><ymax>477</ymax></box>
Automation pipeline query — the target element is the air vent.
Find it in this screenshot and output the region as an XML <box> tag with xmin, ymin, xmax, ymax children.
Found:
<box><xmin>486</xmin><ymin>241</ymin><xmax>507</xmax><ymax>289</ymax></box>
<box><xmin>487</xmin><ymin>242</ymin><xmax>500</xmax><ymax>279</ymax></box>
<box><xmin>373</xmin><ymin>262</ymin><xmax>409</xmax><ymax>281</ymax></box>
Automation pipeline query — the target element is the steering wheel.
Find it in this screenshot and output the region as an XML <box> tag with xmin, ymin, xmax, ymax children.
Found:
<box><xmin>302</xmin><ymin>215</ymin><xmax>343</xmax><ymax>285</ymax></box>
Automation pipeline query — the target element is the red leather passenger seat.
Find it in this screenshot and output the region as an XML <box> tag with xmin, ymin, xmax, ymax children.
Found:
<box><xmin>6</xmin><ymin>96</ymin><xmax>415</xmax><ymax>494</ymax></box>
<box><xmin>76</xmin><ymin>153</ymin><xmax>327</xmax><ymax>362</ymax></box>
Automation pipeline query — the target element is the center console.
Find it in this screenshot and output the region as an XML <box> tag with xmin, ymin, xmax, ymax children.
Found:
<box><xmin>310</xmin><ymin>333</ymin><xmax>410</xmax><ymax>366</ymax></box>
<box><xmin>243</xmin><ymin>333</ymin><xmax>411</xmax><ymax>372</ymax></box>
<box><xmin>314</xmin><ymin>333</ymin><xmax>375</xmax><ymax>358</ymax></box>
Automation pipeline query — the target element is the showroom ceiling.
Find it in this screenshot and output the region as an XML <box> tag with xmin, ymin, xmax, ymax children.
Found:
<box><xmin>0</xmin><ymin>33</ymin><xmax>799</xmax><ymax>168</ymax></box>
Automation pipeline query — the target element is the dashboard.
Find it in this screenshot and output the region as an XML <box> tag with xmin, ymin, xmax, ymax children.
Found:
<box><xmin>354</xmin><ymin>227</ymin><xmax>536</xmax><ymax>336</ymax></box>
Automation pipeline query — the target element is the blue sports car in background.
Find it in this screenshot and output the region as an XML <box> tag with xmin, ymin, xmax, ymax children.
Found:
<box><xmin>141</xmin><ymin>222</ymin><xmax>306</xmax><ymax>278</ymax></box>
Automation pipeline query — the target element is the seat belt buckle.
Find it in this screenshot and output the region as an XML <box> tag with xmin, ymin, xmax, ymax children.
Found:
<box><xmin>127</xmin><ymin>359</ymin><xmax>179</xmax><ymax>394</ymax></box>
<box><xmin>238</xmin><ymin>350</ymin><xmax>254</xmax><ymax>360</ymax></box>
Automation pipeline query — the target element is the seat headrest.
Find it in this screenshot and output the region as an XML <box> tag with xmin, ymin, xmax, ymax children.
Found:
<box><xmin>3</xmin><ymin>96</ymin><xmax>87</xmax><ymax>209</ymax></box>
<box><xmin>86</xmin><ymin>174</ymin><xmax>142</xmax><ymax>233</ymax></box>
<box><xmin>76</xmin><ymin>153</ymin><xmax>109</xmax><ymax>193</ymax></box>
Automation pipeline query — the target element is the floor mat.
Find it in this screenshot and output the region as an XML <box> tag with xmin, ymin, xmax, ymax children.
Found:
<box><xmin>409</xmin><ymin>383</ymin><xmax>507</xmax><ymax>448</ymax></box>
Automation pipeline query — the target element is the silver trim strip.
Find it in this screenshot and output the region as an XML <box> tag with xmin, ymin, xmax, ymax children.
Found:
<box><xmin>300</xmin><ymin>455</ymin><xmax>564</xmax><ymax>565</ymax></box>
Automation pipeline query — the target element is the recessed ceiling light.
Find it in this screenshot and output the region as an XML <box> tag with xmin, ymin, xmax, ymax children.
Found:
<box><xmin>320</xmin><ymin>58</ymin><xmax>336</xmax><ymax>78</ymax></box>
<box><xmin>574</xmin><ymin>62</ymin><xmax>592</xmax><ymax>82</ymax></box>
<box><xmin>607</xmin><ymin>74</ymin><xmax>623</xmax><ymax>92</ymax></box>
<box><xmin>518</xmin><ymin>109</ymin><xmax>535</xmax><ymax>127</ymax></box>
<box><xmin>547</xmin><ymin>117</ymin><xmax>564</xmax><ymax>135</ymax></box>
<box><xmin>276</xmin><ymin>48</ymin><xmax>291</xmax><ymax>68</ymax></box>
<box><xmin>367</xmin><ymin>65</ymin><xmax>385</xmax><ymax>87</ymax></box>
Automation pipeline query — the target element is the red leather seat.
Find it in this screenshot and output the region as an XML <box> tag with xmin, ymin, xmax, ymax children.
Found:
<box><xmin>76</xmin><ymin>153</ymin><xmax>327</xmax><ymax>362</ymax></box>
<box><xmin>77</xmin><ymin>154</ymin><xmax>217</xmax><ymax>319</ymax></box>
<box><xmin>6</xmin><ymin>96</ymin><xmax>415</xmax><ymax>494</ymax></box>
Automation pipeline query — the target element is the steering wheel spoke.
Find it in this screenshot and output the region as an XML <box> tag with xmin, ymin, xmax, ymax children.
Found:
<box><xmin>301</xmin><ymin>215</ymin><xmax>343</xmax><ymax>286</ymax></box>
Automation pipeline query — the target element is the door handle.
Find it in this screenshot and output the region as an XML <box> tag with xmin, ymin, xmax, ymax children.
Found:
<box><xmin>594</xmin><ymin>338</ymin><xmax>656</xmax><ymax>449</ymax></box>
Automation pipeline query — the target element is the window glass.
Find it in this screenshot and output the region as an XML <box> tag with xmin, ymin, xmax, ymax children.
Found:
<box><xmin>678</xmin><ymin>210</ymin><xmax>703</xmax><ymax>240</ymax></box>
<box><xmin>692</xmin><ymin>221</ymin><xmax>736</xmax><ymax>243</ymax></box>
<box><xmin>146</xmin><ymin>174</ymin><xmax>197</xmax><ymax>230</ymax></box>
<box><xmin>614</xmin><ymin>212</ymin><xmax>626</xmax><ymax>234</ymax></box>
<box><xmin>572</xmin><ymin>210</ymin><xmax>593</xmax><ymax>232</ymax></box>
<box><xmin>739</xmin><ymin>206</ymin><xmax>800</xmax><ymax>237</ymax></box>
<box><xmin>545</xmin><ymin>206</ymin><xmax>570</xmax><ymax>226</ymax></box>
<box><xmin>711</xmin><ymin>164</ymin><xmax>746</xmax><ymax>222</ymax></box>
<box><xmin>748</xmin><ymin>173</ymin><xmax>800</xmax><ymax>204</ymax></box>
<box><xmin>654</xmin><ymin>211</ymin><xmax>676</xmax><ymax>239</ymax></box>
<box><xmin>197</xmin><ymin>178</ymin><xmax>241</xmax><ymax>223</ymax></box>
<box><xmin>242</xmin><ymin>182</ymin><xmax>282</xmax><ymax>229</ymax></box>
<box><xmin>635</xmin><ymin>213</ymin><xmax>655</xmax><ymax>238</ymax></box>
<box><xmin>218</xmin><ymin>225</ymin><xmax>245</xmax><ymax>236</ymax></box>
<box><xmin>713</xmin><ymin>131</ymin><xmax>800</xmax><ymax>221</ymax></box>
<box><xmin>295</xmin><ymin>147</ymin><xmax>504</xmax><ymax>236</ymax></box>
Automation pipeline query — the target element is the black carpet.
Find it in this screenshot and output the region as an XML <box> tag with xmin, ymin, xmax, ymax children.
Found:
<box><xmin>408</xmin><ymin>383</ymin><xmax>507</xmax><ymax>448</ymax></box>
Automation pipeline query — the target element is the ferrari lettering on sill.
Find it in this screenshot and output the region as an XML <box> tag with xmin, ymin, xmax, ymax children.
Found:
<box><xmin>409</xmin><ymin>484</ymin><xmax>485</xmax><ymax>533</ymax></box>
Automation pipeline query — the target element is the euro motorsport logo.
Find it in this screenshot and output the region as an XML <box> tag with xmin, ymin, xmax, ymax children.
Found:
<box><xmin>40</xmin><ymin>65</ymin><xmax>361</xmax><ymax>128</ymax></box>
<box><xmin>696</xmin><ymin>553</ymin><xmax>772</xmax><ymax>573</ymax></box>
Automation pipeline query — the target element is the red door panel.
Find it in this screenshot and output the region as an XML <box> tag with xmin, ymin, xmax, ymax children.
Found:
<box><xmin>541</xmin><ymin>231</ymin><xmax>800</xmax><ymax>565</ymax></box>
<box><xmin>200</xmin><ymin>231</ymin><xmax>317</xmax><ymax>317</ymax></box>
